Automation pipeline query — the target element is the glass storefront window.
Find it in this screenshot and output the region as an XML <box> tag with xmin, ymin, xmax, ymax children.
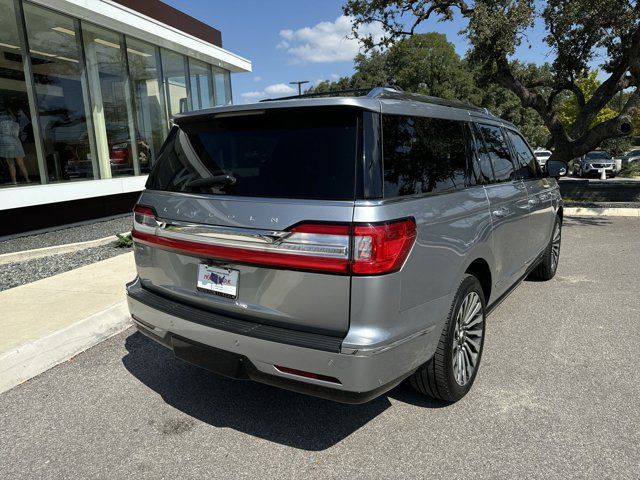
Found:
<box><xmin>0</xmin><ymin>0</ymin><xmax>38</xmax><ymax>187</ymax></box>
<box><xmin>212</xmin><ymin>66</ymin><xmax>232</xmax><ymax>106</ymax></box>
<box><xmin>160</xmin><ymin>49</ymin><xmax>188</xmax><ymax>117</ymax></box>
<box><xmin>23</xmin><ymin>3</ymin><xmax>96</xmax><ymax>183</ymax></box>
<box><xmin>82</xmin><ymin>23</ymin><xmax>138</xmax><ymax>178</ymax></box>
<box><xmin>188</xmin><ymin>58</ymin><xmax>213</xmax><ymax>110</ymax></box>
<box><xmin>126</xmin><ymin>37</ymin><xmax>166</xmax><ymax>173</ymax></box>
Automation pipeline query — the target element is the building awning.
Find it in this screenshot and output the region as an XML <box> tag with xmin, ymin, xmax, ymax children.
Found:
<box><xmin>32</xmin><ymin>0</ymin><xmax>252</xmax><ymax>73</ymax></box>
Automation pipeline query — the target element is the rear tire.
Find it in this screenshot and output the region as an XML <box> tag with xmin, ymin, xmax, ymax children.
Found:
<box><xmin>530</xmin><ymin>216</ymin><xmax>561</xmax><ymax>281</ymax></box>
<box><xmin>410</xmin><ymin>275</ymin><xmax>486</xmax><ymax>403</ymax></box>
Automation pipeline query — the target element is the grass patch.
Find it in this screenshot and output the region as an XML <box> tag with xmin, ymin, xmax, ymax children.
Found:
<box><xmin>114</xmin><ymin>232</ymin><xmax>133</xmax><ymax>248</ymax></box>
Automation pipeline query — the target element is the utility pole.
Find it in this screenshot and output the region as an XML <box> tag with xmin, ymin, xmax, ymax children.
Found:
<box><xmin>289</xmin><ymin>80</ymin><xmax>309</xmax><ymax>95</ymax></box>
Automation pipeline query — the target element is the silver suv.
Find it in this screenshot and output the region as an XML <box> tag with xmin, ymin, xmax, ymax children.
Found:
<box><xmin>126</xmin><ymin>88</ymin><xmax>566</xmax><ymax>404</ymax></box>
<box><xmin>573</xmin><ymin>150</ymin><xmax>616</xmax><ymax>177</ymax></box>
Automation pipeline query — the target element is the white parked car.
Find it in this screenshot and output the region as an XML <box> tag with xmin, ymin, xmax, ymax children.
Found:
<box><xmin>534</xmin><ymin>149</ymin><xmax>552</xmax><ymax>169</ymax></box>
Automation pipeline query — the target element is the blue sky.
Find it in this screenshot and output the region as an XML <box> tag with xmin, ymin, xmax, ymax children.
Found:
<box><xmin>164</xmin><ymin>0</ymin><xmax>553</xmax><ymax>103</ymax></box>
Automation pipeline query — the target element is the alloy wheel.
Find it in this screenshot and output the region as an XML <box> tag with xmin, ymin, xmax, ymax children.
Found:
<box><xmin>551</xmin><ymin>223</ymin><xmax>561</xmax><ymax>271</ymax></box>
<box><xmin>452</xmin><ymin>292</ymin><xmax>484</xmax><ymax>386</ymax></box>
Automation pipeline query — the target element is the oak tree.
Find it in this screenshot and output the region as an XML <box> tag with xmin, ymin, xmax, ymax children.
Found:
<box><xmin>344</xmin><ymin>0</ymin><xmax>640</xmax><ymax>160</ymax></box>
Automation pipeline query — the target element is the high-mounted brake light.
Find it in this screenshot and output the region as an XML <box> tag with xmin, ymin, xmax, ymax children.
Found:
<box><xmin>131</xmin><ymin>205</ymin><xmax>416</xmax><ymax>276</ymax></box>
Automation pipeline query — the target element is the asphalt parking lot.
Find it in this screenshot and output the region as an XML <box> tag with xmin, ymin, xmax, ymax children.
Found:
<box><xmin>1</xmin><ymin>216</ymin><xmax>638</xmax><ymax>479</ymax></box>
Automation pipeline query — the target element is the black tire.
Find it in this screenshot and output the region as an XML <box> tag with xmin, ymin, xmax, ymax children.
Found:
<box><xmin>410</xmin><ymin>275</ymin><xmax>486</xmax><ymax>403</ymax></box>
<box><xmin>530</xmin><ymin>216</ymin><xmax>562</xmax><ymax>281</ymax></box>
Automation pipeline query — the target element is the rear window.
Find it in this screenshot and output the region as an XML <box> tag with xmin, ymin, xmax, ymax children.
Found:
<box><xmin>146</xmin><ymin>108</ymin><xmax>360</xmax><ymax>200</ymax></box>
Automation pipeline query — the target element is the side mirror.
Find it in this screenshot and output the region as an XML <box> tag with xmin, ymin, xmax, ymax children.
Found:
<box><xmin>546</xmin><ymin>160</ymin><xmax>568</xmax><ymax>179</ymax></box>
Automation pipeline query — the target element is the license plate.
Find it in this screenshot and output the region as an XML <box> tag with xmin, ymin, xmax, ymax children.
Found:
<box><xmin>197</xmin><ymin>264</ymin><xmax>239</xmax><ymax>299</ymax></box>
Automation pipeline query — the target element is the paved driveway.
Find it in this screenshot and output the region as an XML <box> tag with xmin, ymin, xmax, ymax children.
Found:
<box><xmin>1</xmin><ymin>216</ymin><xmax>638</xmax><ymax>479</ymax></box>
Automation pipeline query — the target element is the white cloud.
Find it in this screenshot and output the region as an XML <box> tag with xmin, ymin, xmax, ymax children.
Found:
<box><xmin>253</xmin><ymin>76</ymin><xmax>262</xmax><ymax>82</ymax></box>
<box><xmin>264</xmin><ymin>83</ymin><xmax>296</xmax><ymax>95</ymax></box>
<box><xmin>277</xmin><ymin>15</ymin><xmax>385</xmax><ymax>64</ymax></box>
<box><xmin>240</xmin><ymin>91</ymin><xmax>263</xmax><ymax>99</ymax></box>
<box><xmin>239</xmin><ymin>83</ymin><xmax>297</xmax><ymax>103</ymax></box>
<box><xmin>279</xmin><ymin>29</ymin><xmax>294</xmax><ymax>41</ymax></box>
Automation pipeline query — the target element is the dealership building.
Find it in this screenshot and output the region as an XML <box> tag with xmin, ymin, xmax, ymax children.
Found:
<box><xmin>0</xmin><ymin>0</ymin><xmax>251</xmax><ymax>235</ymax></box>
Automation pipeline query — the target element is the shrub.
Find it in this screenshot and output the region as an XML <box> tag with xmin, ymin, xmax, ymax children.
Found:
<box><xmin>114</xmin><ymin>232</ymin><xmax>133</xmax><ymax>248</ymax></box>
<box><xmin>619</xmin><ymin>163</ymin><xmax>640</xmax><ymax>178</ymax></box>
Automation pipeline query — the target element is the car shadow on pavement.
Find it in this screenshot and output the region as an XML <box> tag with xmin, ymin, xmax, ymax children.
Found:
<box><xmin>123</xmin><ymin>331</ymin><xmax>412</xmax><ymax>450</ymax></box>
<box><xmin>564</xmin><ymin>216</ymin><xmax>613</xmax><ymax>227</ymax></box>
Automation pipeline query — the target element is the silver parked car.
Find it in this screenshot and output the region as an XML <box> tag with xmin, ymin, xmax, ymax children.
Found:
<box><xmin>621</xmin><ymin>149</ymin><xmax>640</xmax><ymax>167</ymax></box>
<box><xmin>127</xmin><ymin>87</ymin><xmax>566</xmax><ymax>404</ymax></box>
<box><xmin>573</xmin><ymin>150</ymin><xmax>616</xmax><ymax>177</ymax></box>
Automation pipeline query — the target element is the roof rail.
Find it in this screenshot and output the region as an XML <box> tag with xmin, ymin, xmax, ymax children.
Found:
<box><xmin>259</xmin><ymin>85</ymin><xmax>493</xmax><ymax>115</ymax></box>
<box><xmin>370</xmin><ymin>89</ymin><xmax>490</xmax><ymax>114</ymax></box>
<box><xmin>260</xmin><ymin>88</ymin><xmax>373</xmax><ymax>102</ymax></box>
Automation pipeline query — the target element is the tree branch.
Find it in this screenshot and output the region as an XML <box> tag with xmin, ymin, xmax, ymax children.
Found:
<box><xmin>495</xmin><ymin>55</ymin><xmax>571</xmax><ymax>147</ymax></box>
<box><xmin>571</xmin><ymin>26</ymin><xmax>640</xmax><ymax>137</ymax></box>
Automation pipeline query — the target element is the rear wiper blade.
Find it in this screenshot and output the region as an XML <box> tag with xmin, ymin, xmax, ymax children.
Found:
<box><xmin>187</xmin><ymin>174</ymin><xmax>237</xmax><ymax>188</ymax></box>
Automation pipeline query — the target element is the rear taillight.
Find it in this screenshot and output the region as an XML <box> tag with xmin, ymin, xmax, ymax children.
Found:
<box><xmin>131</xmin><ymin>204</ymin><xmax>416</xmax><ymax>276</ymax></box>
<box><xmin>351</xmin><ymin>220</ymin><xmax>417</xmax><ymax>275</ymax></box>
<box><xmin>133</xmin><ymin>204</ymin><xmax>158</xmax><ymax>228</ymax></box>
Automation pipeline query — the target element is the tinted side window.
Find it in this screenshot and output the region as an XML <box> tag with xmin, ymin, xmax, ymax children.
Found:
<box><xmin>382</xmin><ymin>115</ymin><xmax>470</xmax><ymax>197</ymax></box>
<box><xmin>507</xmin><ymin>130</ymin><xmax>541</xmax><ymax>179</ymax></box>
<box><xmin>463</xmin><ymin>123</ymin><xmax>482</xmax><ymax>186</ymax></box>
<box><xmin>477</xmin><ymin>124</ymin><xmax>515</xmax><ymax>182</ymax></box>
<box><xmin>471</xmin><ymin>123</ymin><xmax>494</xmax><ymax>183</ymax></box>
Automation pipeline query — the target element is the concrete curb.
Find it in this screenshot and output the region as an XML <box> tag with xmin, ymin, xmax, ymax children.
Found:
<box><xmin>0</xmin><ymin>302</ymin><xmax>132</xmax><ymax>394</ymax></box>
<box><xmin>565</xmin><ymin>207</ymin><xmax>640</xmax><ymax>217</ymax></box>
<box><xmin>0</xmin><ymin>232</ymin><xmax>129</xmax><ymax>265</ymax></box>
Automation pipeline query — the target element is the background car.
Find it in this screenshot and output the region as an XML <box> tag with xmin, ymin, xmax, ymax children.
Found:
<box><xmin>573</xmin><ymin>150</ymin><xmax>616</xmax><ymax>178</ymax></box>
<box><xmin>621</xmin><ymin>148</ymin><xmax>640</xmax><ymax>167</ymax></box>
<box><xmin>534</xmin><ymin>148</ymin><xmax>552</xmax><ymax>170</ymax></box>
<box><xmin>107</xmin><ymin>124</ymin><xmax>151</xmax><ymax>173</ymax></box>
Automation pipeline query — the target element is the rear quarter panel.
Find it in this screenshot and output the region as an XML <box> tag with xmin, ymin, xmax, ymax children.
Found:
<box><xmin>346</xmin><ymin>187</ymin><xmax>493</xmax><ymax>351</ymax></box>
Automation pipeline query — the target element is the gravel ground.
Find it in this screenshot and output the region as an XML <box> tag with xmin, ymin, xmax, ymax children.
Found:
<box><xmin>0</xmin><ymin>216</ymin><xmax>638</xmax><ymax>479</ymax></box>
<box><xmin>0</xmin><ymin>215</ymin><xmax>132</xmax><ymax>255</ymax></box>
<box><xmin>0</xmin><ymin>244</ymin><xmax>130</xmax><ymax>291</ymax></box>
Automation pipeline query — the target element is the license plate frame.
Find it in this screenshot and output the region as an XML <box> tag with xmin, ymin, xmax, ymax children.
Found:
<box><xmin>197</xmin><ymin>264</ymin><xmax>239</xmax><ymax>299</ymax></box>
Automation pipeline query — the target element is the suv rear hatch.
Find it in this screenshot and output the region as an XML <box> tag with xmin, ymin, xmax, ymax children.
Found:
<box><xmin>132</xmin><ymin>106</ymin><xmax>362</xmax><ymax>336</ymax></box>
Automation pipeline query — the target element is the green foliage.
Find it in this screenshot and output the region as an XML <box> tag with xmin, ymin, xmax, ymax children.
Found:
<box><xmin>307</xmin><ymin>33</ymin><xmax>550</xmax><ymax>146</ymax></box>
<box><xmin>343</xmin><ymin>0</ymin><xmax>640</xmax><ymax>159</ymax></box>
<box><xmin>114</xmin><ymin>232</ymin><xmax>133</xmax><ymax>248</ymax></box>
<box><xmin>557</xmin><ymin>71</ymin><xmax>618</xmax><ymax>130</ymax></box>
<box><xmin>619</xmin><ymin>162</ymin><xmax>640</xmax><ymax>178</ymax></box>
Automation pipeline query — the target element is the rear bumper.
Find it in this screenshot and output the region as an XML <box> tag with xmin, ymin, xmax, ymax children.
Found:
<box><xmin>126</xmin><ymin>278</ymin><xmax>435</xmax><ymax>403</ymax></box>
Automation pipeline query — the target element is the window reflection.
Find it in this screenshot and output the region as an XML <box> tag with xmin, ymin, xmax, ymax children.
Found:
<box><xmin>23</xmin><ymin>3</ymin><xmax>95</xmax><ymax>182</ymax></box>
<box><xmin>3</xmin><ymin>0</ymin><xmax>234</xmax><ymax>187</ymax></box>
<box><xmin>212</xmin><ymin>66</ymin><xmax>232</xmax><ymax>106</ymax></box>
<box><xmin>82</xmin><ymin>23</ymin><xmax>139</xmax><ymax>177</ymax></box>
<box><xmin>161</xmin><ymin>49</ymin><xmax>188</xmax><ymax>116</ymax></box>
<box><xmin>126</xmin><ymin>37</ymin><xmax>165</xmax><ymax>173</ymax></box>
<box><xmin>0</xmin><ymin>0</ymin><xmax>37</xmax><ymax>186</ymax></box>
<box><xmin>188</xmin><ymin>58</ymin><xmax>213</xmax><ymax>110</ymax></box>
